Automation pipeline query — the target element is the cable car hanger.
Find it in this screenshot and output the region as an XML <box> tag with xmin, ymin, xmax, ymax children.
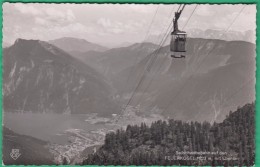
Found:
<box><xmin>170</xmin><ymin>4</ymin><xmax>187</xmax><ymax>59</ymax></box>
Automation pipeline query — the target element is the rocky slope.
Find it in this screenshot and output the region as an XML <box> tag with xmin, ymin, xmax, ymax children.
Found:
<box><xmin>3</xmin><ymin>39</ymin><xmax>119</xmax><ymax>116</ymax></box>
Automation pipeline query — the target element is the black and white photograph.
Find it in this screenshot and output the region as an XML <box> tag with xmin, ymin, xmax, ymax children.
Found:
<box><xmin>2</xmin><ymin>3</ymin><xmax>256</xmax><ymax>166</ymax></box>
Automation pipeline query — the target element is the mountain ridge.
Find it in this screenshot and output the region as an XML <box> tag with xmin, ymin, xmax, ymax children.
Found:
<box><xmin>112</xmin><ymin>38</ymin><xmax>255</xmax><ymax>121</ymax></box>
<box><xmin>49</xmin><ymin>37</ymin><xmax>108</xmax><ymax>53</ymax></box>
<box><xmin>3</xmin><ymin>38</ymin><xmax>119</xmax><ymax>116</ymax></box>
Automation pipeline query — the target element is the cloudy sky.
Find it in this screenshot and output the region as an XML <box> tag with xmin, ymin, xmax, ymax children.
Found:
<box><xmin>3</xmin><ymin>3</ymin><xmax>256</xmax><ymax>47</ymax></box>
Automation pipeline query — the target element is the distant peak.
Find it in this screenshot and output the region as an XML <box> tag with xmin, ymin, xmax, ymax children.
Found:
<box><xmin>53</xmin><ymin>37</ymin><xmax>87</xmax><ymax>42</ymax></box>
<box><xmin>128</xmin><ymin>42</ymin><xmax>157</xmax><ymax>49</ymax></box>
<box><xmin>48</xmin><ymin>37</ymin><xmax>108</xmax><ymax>52</ymax></box>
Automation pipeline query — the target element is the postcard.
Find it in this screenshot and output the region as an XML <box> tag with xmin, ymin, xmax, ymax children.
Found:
<box><xmin>1</xmin><ymin>2</ymin><xmax>257</xmax><ymax>166</ymax></box>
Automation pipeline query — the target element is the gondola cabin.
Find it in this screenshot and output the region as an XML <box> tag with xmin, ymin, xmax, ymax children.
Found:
<box><xmin>170</xmin><ymin>32</ymin><xmax>187</xmax><ymax>52</ymax></box>
<box><xmin>170</xmin><ymin>31</ymin><xmax>187</xmax><ymax>58</ymax></box>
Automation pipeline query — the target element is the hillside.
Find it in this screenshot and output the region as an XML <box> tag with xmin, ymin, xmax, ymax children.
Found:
<box><xmin>3</xmin><ymin>39</ymin><xmax>119</xmax><ymax>116</ymax></box>
<box><xmin>2</xmin><ymin>126</ymin><xmax>55</xmax><ymax>165</ymax></box>
<box><xmin>114</xmin><ymin>38</ymin><xmax>255</xmax><ymax>122</ymax></box>
<box><xmin>82</xmin><ymin>103</ymin><xmax>255</xmax><ymax>166</ymax></box>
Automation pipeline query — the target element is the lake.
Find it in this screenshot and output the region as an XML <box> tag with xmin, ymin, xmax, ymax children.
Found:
<box><xmin>3</xmin><ymin>112</ymin><xmax>116</xmax><ymax>144</ymax></box>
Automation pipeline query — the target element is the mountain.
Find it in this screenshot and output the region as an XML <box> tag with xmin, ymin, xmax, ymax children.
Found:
<box><xmin>2</xmin><ymin>126</ymin><xmax>55</xmax><ymax>165</ymax></box>
<box><xmin>49</xmin><ymin>37</ymin><xmax>108</xmax><ymax>54</ymax></box>
<box><xmin>114</xmin><ymin>38</ymin><xmax>255</xmax><ymax>122</ymax></box>
<box><xmin>69</xmin><ymin>50</ymin><xmax>103</xmax><ymax>66</ymax></box>
<box><xmin>187</xmin><ymin>29</ymin><xmax>255</xmax><ymax>43</ymax></box>
<box><xmin>72</xmin><ymin>42</ymin><xmax>159</xmax><ymax>78</ymax></box>
<box><xmin>146</xmin><ymin>29</ymin><xmax>255</xmax><ymax>44</ymax></box>
<box><xmin>112</xmin><ymin>42</ymin><xmax>134</xmax><ymax>48</ymax></box>
<box><xmin>3</xmin><ymin>39</ymin><xmax>119</xmax><ymax>116</ymax></box>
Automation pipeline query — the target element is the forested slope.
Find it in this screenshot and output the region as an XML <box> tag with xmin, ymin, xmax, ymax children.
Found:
<box><xmin>83</xmin><ymin>103</ymin><xmax>255</xmax><ymax>166</ymax></box>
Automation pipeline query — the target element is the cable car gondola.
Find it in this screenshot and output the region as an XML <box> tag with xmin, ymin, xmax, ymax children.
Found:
<box><xmin>170</xmin><ymin>5</ymin><xmax>187</xmax><ymax>58</ymax></box>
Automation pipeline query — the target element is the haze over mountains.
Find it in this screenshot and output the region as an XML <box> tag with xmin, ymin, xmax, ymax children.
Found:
<box><xmin>187</xmin><ymin>29</ymin><xmax>255</xmax><ymax>43</ymax></box>
<box><xmin>49</xmin><ymin>36</ymin><xmax>255</xmax><ymax>122</ymax></box>
<box><xmin>146</xmin><ymin>29</ymin><xmax>255</xmax><ymax>45</ymax></box>
<box><xmin>3</xmin><ymin>36</ymin><xmax>255</xmax><ymax>122</ymax></box>
<box><xmin>75</xmin><ymin>42</ymin><xmax>159</xmax><ymax>77</ymax></box>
